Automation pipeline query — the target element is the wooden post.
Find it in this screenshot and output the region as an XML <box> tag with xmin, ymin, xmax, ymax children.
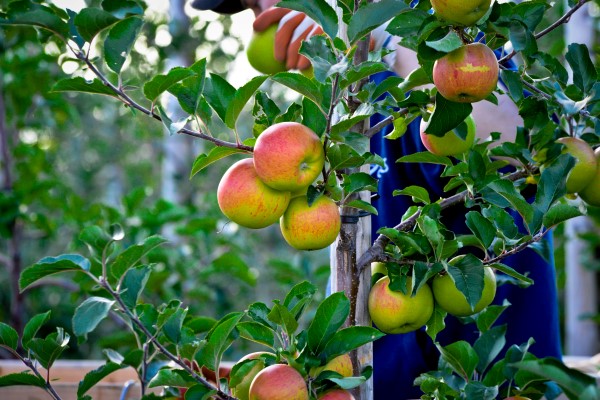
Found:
<box><xmin>329</xmin><ymin>2</ymin><xmax>374</xmax><ymax>399</ymax></box>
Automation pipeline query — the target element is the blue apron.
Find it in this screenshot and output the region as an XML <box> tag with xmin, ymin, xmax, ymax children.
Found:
<box><xmin>369</xmin><ymin>70</ymin><xmax>562</xmax><ymax>399</ymax></box>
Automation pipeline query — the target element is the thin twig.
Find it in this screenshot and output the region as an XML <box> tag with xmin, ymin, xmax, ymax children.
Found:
<box><xmin>499</xmin><ymin>0</ymin><xmax>591</xmax><ymax>64</ymax></box>
<box><xmin>20</xmin><ymin>357</ymin><xmax>63</xmax><ymax>400</ymax></box>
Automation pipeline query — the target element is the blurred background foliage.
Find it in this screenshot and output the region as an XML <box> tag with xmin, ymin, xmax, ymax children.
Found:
<box><xmin>0</xmin><ymin>0</ymin><xmax>599</xmax><ymax>361</ymax></box>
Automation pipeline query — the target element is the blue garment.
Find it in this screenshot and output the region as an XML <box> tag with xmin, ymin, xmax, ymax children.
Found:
<box><xmin>369</xmin><ymin>70</ymin><xmax>562</xmax><ymax>399</ymax></box>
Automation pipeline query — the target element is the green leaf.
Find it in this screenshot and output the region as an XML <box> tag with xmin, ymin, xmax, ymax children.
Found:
<box><xmin>197</xmin><ymin>312</ymin><xmax>244</xmax><ymax>372</ymax></box>
<box><xmin>184</xmin><ymin>384</ymin><xmax>216</xmax><ymax>400</ymax></box>
<box><xmin>111</xmin><ymin>235</ymin><xmax>167</xmax><ymax>279</ymax></box>
<box><xmin>393</xmin><ymin>185</ymin><xmax>431</xmax><ymax>204</ymax></box>
<box><xmin>482</xmin><ymin>179</ymin><xmax>534</xmax><ymax>230</ymax></box>
<box><xmin>22</xmin><ymin>311</ymin><xmax>51</xmax><ymax>349</ymax></box>
<box><xmin>465</xmin><ymin>211</ymin><xmax>496</xmax><ymax>249</ymax></box>
<box><xmin>436</xmin><ymin>340</ymin><xmax>479</xmax><ymax>381</ymax></box>
<box><xmin>28</xmin><ymin>328</ymin><xmax>70</xmax><ymax>369</ymax></box>
<box><xmin>277</xmin><ymin>0</ymin><xmax>338</xmax><ymax>40</ymax></box>
<box><xmin>268</xmin><ymin>303</ymin><xmax>298</xmax><ymax>337</ymax></box>
<box><xmin>446</xmin><ymin>254</ymin><xmax>485</xmax><ymax>312</ymax></box>
<box><xmin>331</xmin><ymin>103</ymin><xmax>374</xmax><ymax>136</ymax></box>
<box><xmin>79</xmin><ymin>225</ymin><xmax>112</xmax><ymax>258</ymax></box>
<box><xmin>247</xmin><ymin>302</ymin><xmax>276</xmax><ymax>330</ymax></box>
<box><xmin>307</xmin><ymin>292</ymin><xmax>350</xmax><ymax>354</ymax></box>
<box><xmin>148</xmin><ymin>368</ymin><xmax>195</xmax><ymax>388</ymax></box>
<box><xmin>425</xmin><ymin>30</ymin><xmax>462</xmax><ymax>53</ymax></box>
<box><xmin>476</xmin><ymin>301</ymin><xmax>510</xmax><ymax>333</ymax></box>
<box><xmin>51</xmin><ymin>77</ymin><xmax>120</xmax><ymax>99</ymax></box>
<box><xmin>566</xmin><ymin>43</ymin><xmax>597</xmax><ymax>93</ymax></box>
<box><xmin>425</xmin><ymin>93</ymin><xmax>473</xmax><ymax>137</ymax></box>
<box><xmin>282</xmin><ymin>281</ymin><xmax>317</xmax><ymax>319</ymax></box>
<box><xmin>143</xmin><ymin>67</ymin><xmax>195</xmax><ymax>103</ymax></box>
<box><xmin>225</xmin><ymin>76</ymin><xmax>269</xmax><ymax>129</ymax></box>
<box><xmin>1</xmin><ymin>3</ymin><xmax>69</xmax><ymax>39</ymax></box>
<box><xmin>102</xmin><ymin>0</ymin><xmax>144</xmax><ymax>18</ymax></box>
<box><xmin>500</xmin><ymin>70</ymin><xmax>524</xmax><ymax>103</ymax></box>
<box><xmin>0</xmin><ymin>323</ymin><xmax>19</xmax><ymax>351</ymax></box>
<box><xmin>120</xmin><ymin>265</ymin><xmax>151</xmax><ymax>309</ymax></box>
<box><xmin>325</xmin><ymin>375</ymin><xmax>367</xmax><ymax>390</ymax></box>
<box><xmin>206</xmin><ymin>253</ymin><xmax>257</xmax><ymax>287</ymax></box>
<box><xmin>511</xmin><ymin>358</ymin><xmax>599</xmax><ymax>400</ymax></box>
<box><xmin>74</xmin><ymin>8</ymin><xmax>119</xmax><ymax>42</ymax></box>
<box><xmin>104</xmin><ymin>17</ymin><xmax>143</xmax><ymax>74</ymax></box>
<box><xmin>321</xmin><ymin>326</ymin><xmax>385</xmax><ymax>362</ymax></box>
<box><xmin>229</xmin><ymin>359</ymin><xmax>263</xmax><ymax>389</ymax></box>
<box><xmin>543</xmin><ymin>203</ymin><xmax>582</xmax><ymax>228</ymax></box>
<box><xmin>271</xmin><ymin>72</ymin><xmax>323</xmax><ymax>106</ymax></box>
<box><xmin>73</xmin><ymin>296</ymin><xmax>115</xmax><ymax>337</ymax></box>
<box><xmin>425</xmin><ymin>305</ymin><xmax>447</xmax><ymax>341</ymax></box>
<box><xmin>156</xmin><ymin>105</ymin><xmax>188</xmax><ymax>136</ymax></box>
<box><xmin>490</xmin><ymin>263</ymin><xmax>533</xmax><ymax>286</ymax></box>
<box><xmin>397</xmin><ymin>151</ymin><xmax>453</xmax><ymax>166</ymax></box>
<box><xmin>204</xmin><ymin>74</ymin><xmax>236</xmax><ymax>122</ymax></box>
<box><xmin>236</xmin><ymin>322</ymin><xmax>275</xmax><ymax>348</ymax></box>
<box><xmin>342</xmin><ymin>172</ymin><xmax>378</xmax><ymax>195</ymax></box>
<box><xmin>463</xmin><ymin>381</ymin><xmax>498</xmax><ymax>400</ymax></box>
<box><xmin>474</xmin><ymin>325</ymin><xmax>507</xmax><ymax>374</ymax></box>
<box><xmin>347</xmin><ymin>0</ymin><xmax>408</xmax><ymax>44</ymax></box>
<box><xmin>20</xmin><ymin>254</ymin><xmax>91</xmax><ymax>292</ymax></box>
<box><xmin>346</xmin><ymin>199</ymin><xmax>378</xmax><ymax>215</ymax></box>
<box><xmin>0</xmin><ymin>372</ymin><xmax>46</xmax><ymax>388</ymax></box>
<box><xmin>508</xmin><ymin>21</ymin><xmax>537</xmax><ymax>56</ymax></box>
<box><xmin>78</xmin><ymin>362</ymin><xmax>126</xmax><ymax>397</ymax></box>
<box><xmin>163</xmin><ymin>306</ymin><xmax>187</xmax><ymax>344</ymax></box>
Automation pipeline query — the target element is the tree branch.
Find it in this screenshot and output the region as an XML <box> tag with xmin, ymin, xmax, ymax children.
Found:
<box><xmin>498</xmin><ymin>0</ymin><xmax>591</xmax><ymax>64</ymax></box>
<box><xmin>73</xmin><ymin>52</ymin><xmax>253</xmax><ymax>152</ymax></box>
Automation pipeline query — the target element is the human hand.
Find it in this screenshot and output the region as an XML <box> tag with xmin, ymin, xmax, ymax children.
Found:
<box><xmin>253</xmin><ymin>7</ymin><xmax>323</xmax><ymax>71</ymax></box>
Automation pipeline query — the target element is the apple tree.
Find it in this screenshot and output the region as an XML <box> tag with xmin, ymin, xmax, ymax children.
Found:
<box><xmin>0</xmin><ymin>0</ymin><xmax>599</xmax><ymax>400</ymax></box>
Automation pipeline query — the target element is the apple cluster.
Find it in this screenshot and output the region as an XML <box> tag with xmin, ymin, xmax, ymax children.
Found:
<box><xmin>217</xmin><ymin>122</ymin><xmax>341</xmax><ymax>251</ymax></box>
<box><xmin>229</xmin><ymin>352</ymin><xmax>355</xmax><ymax>400</ymax></box>
<box><xmin>368</xmin><ymin>260</ymin><xmax>497</xmax><ymax>335</ymax></box>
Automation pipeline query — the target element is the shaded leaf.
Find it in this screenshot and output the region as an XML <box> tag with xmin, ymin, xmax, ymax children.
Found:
<box><xmin>73</xmin><ymin>297</ymin><xmax>115</xmax><ymax>337</ymax></box>
<box><xmin>307</xmin><ymin>292</ymin><xmax>350</xmax><ymax>354</ymax></box>
<box><xmin>225</xmin><ymin>75</ymin><xmax>269</xmax><ymax>129</ymax></box>
<box><xmin>20</xmin><ymin>254</ymin><xmax>90</xmax><ymax>292</ymax></box>
<box><xmin>104</xmin><ymin>17</ymin><xmax>143</xmax><ymax>74</ymax></box>
<box><xmin>143</xmin><ymin>67</ymin><xmax>195</xmax><ymax>102</ymax></box>
<box><xmin>78</xmin><ymin>362</ymin><xmax>126</xmax><ymax>397</ymax></box>
<box><xmin>51</xmin><ymin>77</ymin><xmax>119</xmax><ymax>99</ymax></box>
<box><xmin>22</xmin><ymin>311</ymin><xmax>51</xmax><ymax>349</ymax></box>
<box><xmin>111</xmin><ymin>235</ymin><xmax>167</xmax><ymax>279</ymax></box>
<box><xmin>74</xmin><ymin>8</ymin><xmax>119</xmax><ymax>42</ymax></box>
<box><xmin>0</xmin><ymin>372</ymin><xmax>45</xmax><ymax>388</ymax></box>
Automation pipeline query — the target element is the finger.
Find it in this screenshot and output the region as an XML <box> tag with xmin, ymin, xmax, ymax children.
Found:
<box><xmin>286</xmin><ymin>20</ymin><xmax>315</xmax><ymax>69</ymax></box>
<box><xmin>253</xmin><ymin>7</ymin><xmax>290</xmax><ymax>31</ymax></box>
<box><xmin>273</xmin><ymin>12</ymin><xmax>306</xmax><ymax>62</ymax></box>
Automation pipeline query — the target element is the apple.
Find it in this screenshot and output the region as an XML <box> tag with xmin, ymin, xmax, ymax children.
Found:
<box><xmin>556</xmin><ymin>137</ymin><xmax>597</xmax><ymax>194</ymax></box>
<box><xmin>248</xmin><ymin>364</ymin><xmax>309</xmax><ymax>400</ymax></box>
<box><xmin>253</xmin><ymin>122</ymin><xmax>325</xmax><ymax>192</ymax></box>
<box><xmin>231</xmin><ymin>352</ymin><xmax>274</xmax><ymax>400</ymax></box>
<box><xmin>433</xmin><ymin>43</ymin><xmax>499</xmax><ymax>103</ymax></box>
<box><xmin>280</xmin><ymin>195</ymin><xmax>341</xmax><ymax>251</ymax></box>
<box><xmin>246</xmin><ymin>24</ymin><xmax>287</xmax><ymax>75</ymax></box>
<box><xmin>371</xmin><ymin>262</ymin><xmax>388</xmax><ymax>277</ymax></box>
<box><xmin>368</xmin><ymin>276</ymin><xmax>434</xmax><ymax>334</ymax></box>
<box><xmin>578</xmin><ymin>147</ymin><xmax>600</xmax><ymax>206</ymax></box>
<box><xmin>431</xmin><ymin>0</ymin><xmax>492</xmax><ymax>26</ymax></box>
<box><xmin>318</xmin><ymin>389</ymin><xmax>356</xmax><ymax>400</ymax></box>
<box><xmin>217</xmin><ymin>158</ymin><xmax>290</xmax><ymax>229</ymax></box>
<box><xmin>310</xmin><ymin>353</ymin><xmax>353</xmax><ymax>378</ymax></box>
<box><xmin>432</xmin><ymin>259</ymin><xmax>496</xmax><ymax>317</ymax></box>
<box><xmin>420</xmin><ymin>114</ymin><xmax>476</xmax><ymax>156</ymax></box>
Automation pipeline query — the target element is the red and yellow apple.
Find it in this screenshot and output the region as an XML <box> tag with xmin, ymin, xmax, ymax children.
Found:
<box><xmin>368</xmin><ymin>276</ymin><xmax>434</xmax><ymax>334</ymax></box>
<box><xmin>246</xmin><ymin>24</ymin><xmax>287</xmax><ymax>75</ymax></box>
<box><xmin>578</xmin><ymin>147</ymin><xmax>600</xmax><ymax>206</ymax></box>
<box><xmin>280</xmin><ymin>195</ymin><xmax>341</xmax><ymax>250</ymax></box>
<box><xmin>217</xmin><ymin>158</ymin><xmax>290</xmax><ymax>229</ymax></box>
<box><xmin>556</xmin><ymin>137</ymin><xmax>597</xmax><ymax>194</ymax></box>
<box><xmin>318</xmin><ymin>389</ymin><xmax>356</xmax><ymax>400</ymax></box>
<box><xmin>432</xmin><ymin>259</ymin><xmax>496</xmax><ymax>317</ymax></box>
<box><xmin>431</xmin><ymin>0</ymin><xmax>492</xmax><ymax>26</ymax></box>
<box><xmin>433</xmin><ymin>43</ymin><xmax>499</xmax><ymax>103</ymax></box>
<box><xmin>253</xmin><ymin>122</ymin><xmax>325</xmax><ymax>192</ymax></box>
<box><xmin>420</xmin><ymin>114</ymin><xmax>476</xmax><ymax>156</ymax></box>
<box><xmin>248</xmin><ymin>364</ymin><xmax>308</xmax><ymax>400</ymax></box>
<box><xmin>231</xmin><ymin>352</ymin><xmax>274</xmax><ymax>400</ymax></box>
<box><xmin>310</xmin><ymin>353</ymin><xmax>353</xmax><ymax>378</ymax></box>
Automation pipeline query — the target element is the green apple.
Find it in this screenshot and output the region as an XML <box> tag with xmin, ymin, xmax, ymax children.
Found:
<box><xmin>217</xmin><ymin>158</ymin><xmax>290</xmax><ymax>229</ymax></box>
<box><xmin>420</xmin><ymin>114</ymin><xmax>476</xmax><ymax>156</ymax></box>
<box><xmin>249</xmin><ymin>364</ymin><xmax>308</xmax><ymax>400</ymax></box>
<box><xmin>318</xmin><ymin>389</ymin><xmax>356</xmax><ymax>400</ymax></box>
<box><xmin>231</xmin><ymin>352</ymin><xmax>274</xmax><ymax>400</ymax></box>
<box><xmin>432</xmin><ymin>258</ymin><xmax>496</xmax><ymax>317</ymax></box>
<box><xmin>431</xmin><ymin>0</ymin><xmax>492</xmax><ymax>26</ymax></box>
<box><xmin>280</xmin><ymin>195</ymin><xmax>341</xmax><ymax>251</ymax></box>
<box><xmin>433</xmin><ymin>43</ymin><xmax>499</xmax><ymax>103</ymax></box>
<box><xmin>556</xmin><ymin>137</ymin><xmax>597</xmax><ymax>194</ymax></box>
<box><xmin>368</xmin><ymin>276</ymin><xmax>434</xmax><ymax>334</ymax></box>
<box><xmin>310</xmin><ymin>354</ymin><xmax>353</xmax><ymax>378</ymax></box>
<box><xmin>579</xmin><ymin>147</ymin><xmax>600</xmax><ymax>206</ymax></box>
<box><xmin>246</xmin><ymin>25</ymin><xmax>287</xmax><ymax>75</ymax></box>
<box><xmin>253</xmin><ymin>122</ymin><xmax>325</xmax><ymax>192</ymax></box>
<box><xmin>371</xmin><ymin>262</ymin><xmax>388</xmax><ymax>277</ymax></box>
